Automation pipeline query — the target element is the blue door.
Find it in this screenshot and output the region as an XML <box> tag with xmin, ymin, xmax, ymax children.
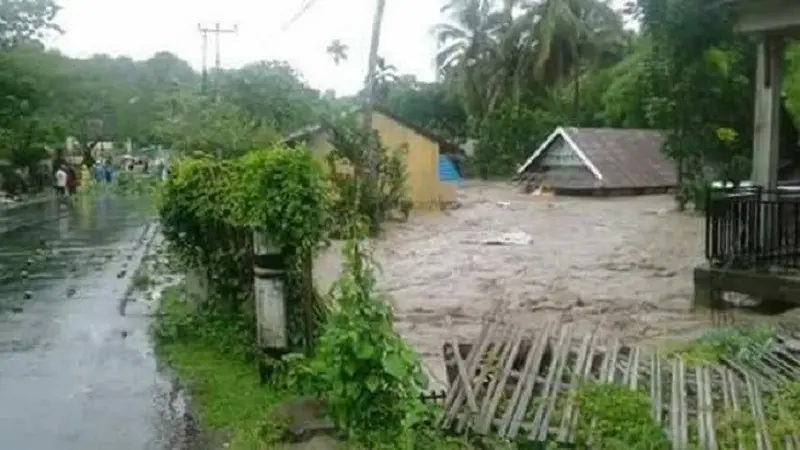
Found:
<box><xmin>438</xmin><ymin>155</ymin><xmax>461</xmax><ymax>186</ymax></box>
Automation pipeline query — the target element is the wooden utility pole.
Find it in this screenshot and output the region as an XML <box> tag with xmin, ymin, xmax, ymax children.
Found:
<box><xmin>362</xmin><ymin>0</ymin><xmax>387</xmax><ymax>229</ymax></box>
<box><xmin>197</xmin><ymin>23</ymin><xmax>238</xmax><ymax>94</ymax></box>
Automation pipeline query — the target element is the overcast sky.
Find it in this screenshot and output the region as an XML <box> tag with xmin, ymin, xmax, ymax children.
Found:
<box><xmin>51</xmin><ymin>0</ymin><xmax>628</xmax><ymax>96</ymax></box>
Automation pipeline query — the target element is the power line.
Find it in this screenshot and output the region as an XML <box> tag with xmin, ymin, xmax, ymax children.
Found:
<box><xmin>281</xmin><ymin>0</ymin><xmax>320</xmax><ymax>32</ymax></box>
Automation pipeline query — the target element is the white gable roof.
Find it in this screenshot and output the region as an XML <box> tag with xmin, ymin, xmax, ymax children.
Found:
<box><xmin>516</xmin><ymin>127</ymin><xmax>603</xmax><ymax>180</ymax></box>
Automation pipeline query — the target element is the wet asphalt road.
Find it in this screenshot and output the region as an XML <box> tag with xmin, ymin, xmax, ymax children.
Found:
<box><xmin>0</xmin><ymin>195</ymin><xmax>185</xmax><ymax>450</ymax></box>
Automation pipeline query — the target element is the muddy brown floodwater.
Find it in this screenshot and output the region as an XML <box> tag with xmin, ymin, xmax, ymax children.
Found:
<box><xmin>313</xmin><ymin>181</ymin><xmax>794</xmax><ymax>390</ymax></box>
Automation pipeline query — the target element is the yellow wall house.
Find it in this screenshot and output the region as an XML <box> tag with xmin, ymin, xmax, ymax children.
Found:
<box><xmin>283</xmin><ymin>106</ymin><xmax>463</xmax><ymax>211</ymax></box>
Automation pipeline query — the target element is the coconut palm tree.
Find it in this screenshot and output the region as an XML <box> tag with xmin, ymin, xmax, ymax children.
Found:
<box><xmin>326</xmin><ymin>39</ymin><xmax>349</xmax><ymax>65</ymax></box>
<box><xmin>433</xmin><ymin>0</ymin><xmax>629</xmax><ymax>121</ymax></box>
<box><xmin>433</xmin><ymin>0</ymin><xmax>506</xmax><ymax>118</ymax></box>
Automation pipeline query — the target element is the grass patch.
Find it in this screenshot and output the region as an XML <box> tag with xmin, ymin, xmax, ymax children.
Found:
<box><xmin>158</xmin><ymin>342</ymin><xmax>290</xmax><ymax>448</ymax></box>
<box><xmin>154</xmin><ymin>286</ymin><xmax>290</xmax><ymax>449</ymax></box>
<box><xmin>153</xmin><ymin>286</ymin><xmax>528</xmax><ymax>449</ymax></box>
<box><xmin>666</xmin><ymin>324</ymin><xmax>777</xmax><ymax>366</ymax></box>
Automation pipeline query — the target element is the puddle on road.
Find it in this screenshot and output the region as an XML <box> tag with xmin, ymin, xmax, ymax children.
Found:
<box><xmin>317</xmin><ymin>182</ymin><xmax>798</xmax><ymax>388</ymax></box>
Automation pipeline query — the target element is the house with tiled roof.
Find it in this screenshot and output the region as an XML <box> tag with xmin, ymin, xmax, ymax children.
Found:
<box><xmin>517</xmin><ymin>127</ymin><xmax>677</xmax><ymax>196</ymax></box>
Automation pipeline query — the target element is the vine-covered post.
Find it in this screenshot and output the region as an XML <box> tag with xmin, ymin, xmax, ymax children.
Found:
<box><xmin>253</xmin><ymin>231</ymin><xmax>288</xmax><ymax>352</ymax></box>
<box><xmin>158</xmin><ymin>147</ymin><xmax>330</xmax><ymax>381</ymax></box>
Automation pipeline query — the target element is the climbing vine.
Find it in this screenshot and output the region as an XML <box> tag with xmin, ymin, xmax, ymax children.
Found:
<box><xmin>303</xmin><ymin>237</ymin><xmax>429</xmax><ymax>447</ymax></box>
<box><xmin>157</xmin><ymin>146</ymin><xmax>330</xmax><ymax>352</ymax></box>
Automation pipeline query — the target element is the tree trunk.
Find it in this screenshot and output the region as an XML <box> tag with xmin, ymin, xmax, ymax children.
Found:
<box><xmin>362</xmin><ymin>0</ymin><xmax>387</xmax><ymax>231</ymax></box>
<box><xmin>573</xmin><ymin>67</ymin><xmax>580</xmax><ymax>122</ymax></box>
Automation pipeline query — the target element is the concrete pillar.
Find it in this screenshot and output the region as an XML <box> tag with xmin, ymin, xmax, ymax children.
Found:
<box><xmin>752</xmin><ymin>35</ymin><xmax>784</xmax><ymax>251</ymax></box>
<box><xmin>751</xmin><ymin>35</ymin><xmax>784</xmax><ymax>190</ymax></box>
<box><xmin>253</xmin><ymin>232</ymin><xmax>288</xmax><ymax>351</ymax></box>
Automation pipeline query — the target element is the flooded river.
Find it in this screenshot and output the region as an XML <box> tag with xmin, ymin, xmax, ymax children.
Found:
<box><xmin>370</xmin><ymin>182</ymin><xmax>723</xmax><ymax>388</ymax></box>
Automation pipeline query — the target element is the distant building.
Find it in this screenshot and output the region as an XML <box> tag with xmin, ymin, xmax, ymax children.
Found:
<box><xmin>65</xmin><ymin>137</ymin><xmax>134</xmax><ymax>162</ymax></box>
<box><xmin>517</xmin><ymin>127</ymin><xmax>676</xmax><ymax>196</ymax></box>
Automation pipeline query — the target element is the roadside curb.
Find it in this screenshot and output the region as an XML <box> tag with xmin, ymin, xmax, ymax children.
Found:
<box><xmin>0</xmin><ymin>194</ymin><xmax>54</xmax><ymax>213</ymax></box>
<box><xmin>118</xmin><ymin>221</ymin><xmax>161</xmax><ymax>316</ymax></box>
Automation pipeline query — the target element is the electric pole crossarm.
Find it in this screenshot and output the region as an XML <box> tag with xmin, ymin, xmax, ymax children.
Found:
<box><xmin>197</xmin><ymin>22</ymin><xmax>238</xmax><ymax>93</ymax></box>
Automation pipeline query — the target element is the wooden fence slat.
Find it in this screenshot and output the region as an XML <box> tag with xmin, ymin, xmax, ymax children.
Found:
<box><xmin>476</xmin><ymin>325</ymin><xmax>524</xmax><ymax>434</ymax></box>
<box><xmin>440</xmin><ymin>318</ymin><xmax>800</xmax><ymax>449</ymax></box>
<box><xmin>443</xmin><ymin>316</ymin><xmax>500</xmax><ymax>428</ymax></box>
<box><xmin>533</xmin><ymin>324</ymin><xmax>574</xmax><ymax>441</ymax></box>
<box><xmin>670</xmin><ymin>357</ymin><xmax>688</xmax><ymax>448</ymax></box>
<box><xmin>444</xmin><ymin>316</ymin><xmax>479</xmax><ymax>413</ymax></box>
<box><xmin>498</xmin><ymin>324</ymin><xmax>550</xmax><ymax>437</ymax></box>
<box><xmin>465</xmin><ymin>321</ymin><xmax>515</xmax><ymax>433</ymax></box>
<box><xmin>557</xmin><ymin>331</ymin><xmax>594</xmax><ymax>443</ymax></box>
<box><xmin>505</xmin><ymin>325</ymin><xmax>552</xmax><ymax>438</ymax></box>
<box><xmin>652</xmin><ymin>351</ymin><xmax>664</xmax><ymax>425</ymax></box>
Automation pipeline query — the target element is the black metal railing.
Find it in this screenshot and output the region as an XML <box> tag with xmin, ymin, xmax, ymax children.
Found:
<box><xmin>706</xmin><ymin>186</ymin><xmax>800</xmax><ymax>269</ymax></box>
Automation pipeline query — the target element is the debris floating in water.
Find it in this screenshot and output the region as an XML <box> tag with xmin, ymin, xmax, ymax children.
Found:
<box><xmin>460</xmin><ymin>231</ymin><xmax>534</xmax><ymax>246</ymax></box>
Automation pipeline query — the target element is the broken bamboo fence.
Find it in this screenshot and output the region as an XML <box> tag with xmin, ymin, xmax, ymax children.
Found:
<box><xmin>441</xmin><ymin>315</ymin><xmax>800</xmax><ymax>449</ymax></box>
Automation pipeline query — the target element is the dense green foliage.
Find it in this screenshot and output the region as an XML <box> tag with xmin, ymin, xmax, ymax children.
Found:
<box><xmin>157</xmin><ymin>148</ymin><xmax>330</xmax><ymax>353</ymax></box>
<box><xmin>0</xmin><ymin>1</ymin><xmax>327</xmax><ymax>194</ymax></box>
<box><xmin>419</xmin><ymin>0</ymin><xmax>770</xmax><ymax>190</ymax></box>
<box><xmin>8</xmin><ymin>0</ymin><xmax>800</xmax><ymax>197</ymax></box>
<box><xmin>290</xmin><ymin>240</ymin><xmax>430</xmax><ymax>448</ymax></box>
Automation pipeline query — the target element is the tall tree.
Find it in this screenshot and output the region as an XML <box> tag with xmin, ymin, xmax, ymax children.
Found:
<box><xmin>0</xmin><ymin>0</ymin><xmax>60</xmax><ymax>48</ymax></box>
<box><xmin>434</xmin><ymin>0</ymin><xmax>502</xmax><ymax>118</ymax></box>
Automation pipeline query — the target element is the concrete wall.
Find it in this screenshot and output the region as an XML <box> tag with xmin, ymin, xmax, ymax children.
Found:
<box><xmin>305</xmin><ymin>111</ymin><xmax>455</xmax><ymax>210</ymax></box>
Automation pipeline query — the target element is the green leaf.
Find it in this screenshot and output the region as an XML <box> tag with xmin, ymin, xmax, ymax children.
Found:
<box><xmin>382</xmin><ymin>353</ymin><xmax>406</xmax><ymax>379</ymax></box>
<box><xmin>365</xmin><ymin>376</ymin><xmax>380</xmax><ymax>391</ymax></box>
<box><xmin>357</xmin><ymin>343</ymin><xmax>376</xmax><ymax>360</ymax></box>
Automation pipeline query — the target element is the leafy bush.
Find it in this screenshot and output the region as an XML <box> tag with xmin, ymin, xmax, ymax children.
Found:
<box><xmin>294</xmin><ymin>238</ymin><xmax>428</xmax><ymax>448</ymax></box>
<box><xmin>575</xmin><ymin>382</ymin><xmax>671</xmax><ymax>449</ymax></box>
<box><xmin>325</xmin><ymin>118</ymin><xmax>411</xmax><ymax>234</ymax></box>
<box><xmin>157</xmin><ymin>146</ymin><xmax>331</xmax><ymax>351</ymax></box>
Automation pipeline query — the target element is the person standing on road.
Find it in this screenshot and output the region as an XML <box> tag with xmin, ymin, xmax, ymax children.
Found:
<box><xmin>104</xmin><ymin>159</ymin><xmax>114</xmax><ymax>183</ymax></box>
<box><xmin>66</xmin><ymin>166</ymin><xmax>78</xmax><ymax>196</ymax></box>
<box><xmin>93</xmin><ymin>161</ymin><xmax>104</xmax><ymax>183</ymax></box>
<box><xmin>54</xmin><ymin>165</ymin><xmax>68</xmax><ymax>198</ymax></box>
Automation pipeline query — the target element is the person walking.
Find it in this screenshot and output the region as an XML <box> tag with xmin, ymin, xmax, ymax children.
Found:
<box><xmin>54</xmin><ymin>165</ymin><xmax>68</xmax><ymax>198</ymax></box>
